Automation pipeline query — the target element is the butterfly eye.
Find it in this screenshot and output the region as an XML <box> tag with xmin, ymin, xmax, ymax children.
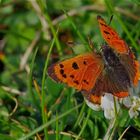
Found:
<box><xmin>72</xmin><ymin>62</ymin><xmax>79</xmax><ymax>69</ymax></box>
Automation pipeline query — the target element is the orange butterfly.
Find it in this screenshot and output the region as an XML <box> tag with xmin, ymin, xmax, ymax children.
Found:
<box><xmin>48</xmin><ymin>15</ymin><xmax>139</xmax><ymax>104</ymax></box>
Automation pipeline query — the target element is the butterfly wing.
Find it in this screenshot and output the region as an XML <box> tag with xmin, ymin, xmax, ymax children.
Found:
<box><xmin>48</xmin><ymin>53</ymin><xmax>104</xmax><ymax>91</ymax></box>
<box><xmin>90</xmin><ymin>70</ymin><xmax>129</xmax><ymax>98</ymax></box>
<box><xmin>119</xmin><ymin>54</ymin><xmax>139</xmax><ymax>86</ymax></box>
<box><xmin>97</xmin><ymin>15</ymin><xmax>129</xmax><ymax>54</ymax></box>
<box><xmin>88</xmin><ymin>50</ymin><xmax>133</xmax><ymax>98</ymax></box>
<box><xmin>97</xmin><ymin>15</ymin><xmax>139</xmax><ymax>87</ymax></box>
<box><xmin>83</xmin><ymin>66</ymin><xmax>130</xmax><ymax>104</ymax></box>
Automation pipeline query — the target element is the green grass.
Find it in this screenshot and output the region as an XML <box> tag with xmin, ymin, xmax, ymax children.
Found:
<box><xmin>0</xmin><ymin>0</ymin><xmax>140</xmax><ymax>140</ymax></box>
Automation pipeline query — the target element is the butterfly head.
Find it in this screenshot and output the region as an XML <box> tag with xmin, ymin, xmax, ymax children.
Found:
<box><xmin>101</xmin><ymin>45</ymin><xmax>113</xmax><ymax>57</ymax></box>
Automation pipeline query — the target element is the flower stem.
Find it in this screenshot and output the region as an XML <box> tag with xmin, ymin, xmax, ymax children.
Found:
<box><xmin>103</xmin><ymin>118</ymin><xmax>116</xmax><ymax>140</ymax></box>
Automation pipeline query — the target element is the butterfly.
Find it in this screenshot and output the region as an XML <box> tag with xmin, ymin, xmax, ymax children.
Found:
<box><xmin>48</xmin><ymin>15</ymin><xmax>139</xmax><ymax>104</ymax></box>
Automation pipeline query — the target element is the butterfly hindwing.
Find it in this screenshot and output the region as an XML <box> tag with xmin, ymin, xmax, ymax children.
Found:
<box><xmin>89</xmin><ymin>45</ymin><xmax>131</xmax><ymax>98</ymax></box>
<box><xmin>93</xmin><ymin>70</ymin><xmax>129</xmax><ymax>97</ymax></box>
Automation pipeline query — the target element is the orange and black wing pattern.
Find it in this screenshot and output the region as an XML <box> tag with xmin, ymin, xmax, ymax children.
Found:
<box><xmin>97</xmin><ymin>15</ymin><xmax>129</xmax><ymax>54</ymax></box>
<box><xmin>48</xmin><ymin>53</ymin><xmax>104</xmax><ymax>91</ymax></box>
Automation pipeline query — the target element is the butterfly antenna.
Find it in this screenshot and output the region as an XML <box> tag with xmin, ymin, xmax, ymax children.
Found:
<box><xmin>108</xmin><ymin>15</ymin><xmax>114</xmax><ymax>25</ymax></box>
<box><xmin>87</xmin><ymin>35</ymin><xmax>94</xmax><ymax>49</ymax></box>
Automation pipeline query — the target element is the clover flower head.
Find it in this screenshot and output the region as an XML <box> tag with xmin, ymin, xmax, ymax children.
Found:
<box><xmin>128</xmin><ymin>96</ymin><xmax>140</xmax><ymax>118</ymax></box>
<box><xmin>101</xmin><ymin>93</ymin><xmax>120</xmax><ymax>119</ymax></box>
<box><xmin>85</xmin><ymin>98</ymin><xmax>101</xmax><ymax>111</ymax></box>
<box><xmin>85</xmin><ymin>92</ymin><xmax>140</xmax><ymax>119</ymax></box>
<box><xmin>85</xmin><ymin>93</ymin><xmax>120</xmax><ymax>119</ymax></box>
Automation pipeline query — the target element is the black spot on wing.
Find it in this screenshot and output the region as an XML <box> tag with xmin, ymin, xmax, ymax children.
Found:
<box><xmin>100</xmin><ymin>23</ymin><xmax>107</xmax><ymax>27</ymax></box>
<box><xmin>72</xmin><ymin>62</ymin><xmax>79</xmax><ymax>69</ymax></box>
<box><xmin>59</xmin><ymin>63</ymin><xmax>64</xmax><ymax>68</ymax></box>
<box><xmin>74</xmin><ymin>80</ymin><xmax>79</xmax><ymax>85</ymax></box>
<box><xmin>62</xmin><ymin>74</ymin><xmax>67</xmax><ymax>78</ymax></box>
<box><xmin>59</xmin><ymin>68</ymin><xmax>67</xmax><ymax>78</ymax></box>
<box><xmin>70</xmin><ymin>74</ymin><xmax>74</xmax><ymax>79</ymax></box>
<box><xmin>83</xmin><ymin>61</ymin><xmax>87</xmax><ymax>65</ymax></box>
<box><xmin>60</xmin><ymin>69</ymin><xmax>64</xmax><ymax>75</ymax></box>
<box><xmin>83</xmin><ymin>80</ymin><xmax>89</xmax><ymax>85</ymax></box>
<box><xmin>104</xmin><ymin>31</ymin><xmax>110</xmax><ymax>34</ymax></box>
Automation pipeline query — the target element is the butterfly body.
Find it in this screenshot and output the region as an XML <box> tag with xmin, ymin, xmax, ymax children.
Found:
<box><xmin>48</xmin><ymin>15</ymin><xmax>139</xmax><ymax>104</ymax></box>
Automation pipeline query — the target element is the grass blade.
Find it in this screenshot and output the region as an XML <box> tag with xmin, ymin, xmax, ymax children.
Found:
<box><xmin>19</xmin><ymin>104</ymin><xmax>82</xmax><ymax>140</ymax></box>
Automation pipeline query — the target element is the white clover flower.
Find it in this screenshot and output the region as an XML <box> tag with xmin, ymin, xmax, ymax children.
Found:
<box><xmin>121</xmin><ymin>96</ymin><xmax>132</xmax><ymax>108</ymax></box>
<box><xmin>129</xmin><ymin>106</ymin><xmax>139</xmax><ymax>118</ymax></box>
<box><xmin>85</xmin><ymin>98</ymin><xmax>101</xmax><ymax>111</ymax></box>
<box><xmin>85</xmin><ymin>93</ymin><xmax>120</xmax><ymax>119</ymax></box>
<box><xmin>101</xmin><ymin>93</ymin><xmax>120</xmax><ymax>119</ymax></box>
<box><xmin>127</xmin><ymin>96</ymin><xmax>140</xmax><ymax>118</ymax></box>
<box><xmin>85</xmin><ymin>92</ymin><xmax>140</xmax><ymax>119</ymax></box>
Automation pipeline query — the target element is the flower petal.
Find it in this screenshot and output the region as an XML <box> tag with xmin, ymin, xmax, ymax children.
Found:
<box><xmin>85</xmin><ymin>98</ymin><xmax>101</xmax><ymax>111</ymax></box>
<box><xmin>101</xmin><ymin>93</ymin><xmax>120</xmax><ymax>119</ymax></box>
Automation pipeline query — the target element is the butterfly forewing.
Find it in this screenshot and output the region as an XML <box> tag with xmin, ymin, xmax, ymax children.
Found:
<box><xmin>48</xmin><ymin>53</ymin><xmax>104</xmax><ymax>91</ymax></box>
<box><xmin>97</xmin><ymin>15</ymin><xmax>129</xmax><ymax>54</ymax></box>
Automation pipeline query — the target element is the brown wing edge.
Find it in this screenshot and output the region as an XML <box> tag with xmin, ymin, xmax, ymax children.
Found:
<box><xmin>47</xmin><ymin>64</ymin><xmax>60</xmax><ymax>82</ymax></box>
<box><xmin>120</xmin><ymin>53</ymin><xmax>139</xmax><ymax>87</ymax></box>
<box><xmin>97</xmin><ymin>15</ymin><xmax>105</xmax><ymax>23</ymax></box>
<box><xmin>133</xmin><ymin>60</ymin><xmax>139</xmax><ymax>86</ymax></box>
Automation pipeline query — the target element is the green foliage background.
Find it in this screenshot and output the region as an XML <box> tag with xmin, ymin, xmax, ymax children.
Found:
<box><xmin>0</xmin><ymin>0</ymin><xmax>140</xmax><ymax>140</ymax></box>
